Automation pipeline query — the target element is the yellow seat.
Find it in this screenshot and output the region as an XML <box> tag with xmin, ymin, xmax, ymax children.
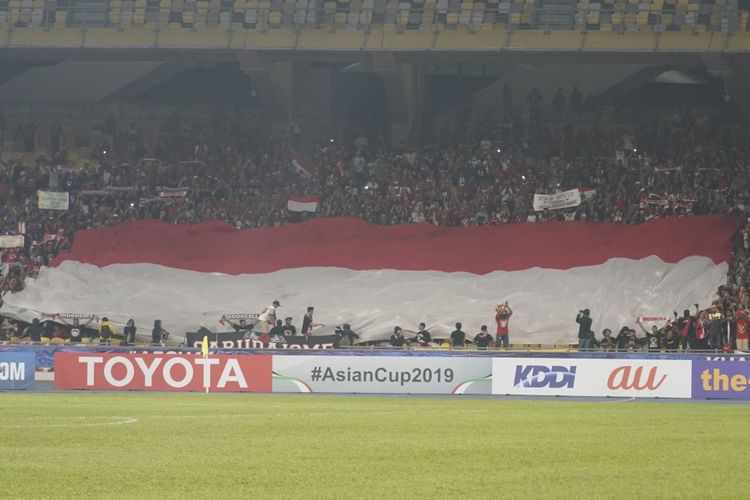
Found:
<box><xmin>40</xmin><ymin>337</ymin><xmax>51</xmax><ymax>343</ymax></box>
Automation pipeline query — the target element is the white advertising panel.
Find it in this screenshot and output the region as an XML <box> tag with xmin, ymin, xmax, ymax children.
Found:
<box><xmin>273</xmin><ymin>355</ymin><xmax>492</xmax><ymax>394</ymax></box>
<box><xmin>492</xmin><ymin>357</ymin><xmax>692</xmax><ymax>398</ymax></box>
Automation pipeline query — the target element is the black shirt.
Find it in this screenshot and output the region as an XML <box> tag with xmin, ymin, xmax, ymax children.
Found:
<box><xmin>269</xmin><ymin>326</ymin><xmax>285</xmax><ymax>338</ymax></box>
<box><xmin>599</xmin><ymin>337</ymin><xmax>615</xmax><ymax>350</ymax></box>
<box><xmin>341</xmin><ymin>328</ymin><xmax>359</xmax><ymax>344</ymax></box>
<box><xmin>474</xmin><ymin>332</ymin><xmax>492</xmax><ymax>348</ymax></box>
<box><xmin>282</xmin><ymin>324</ymin><xmax>297</xmax><ymax>336</ymax></box>
<box><xmin>28</xmin><ymin>324</ymin><xmax>44</xmax><ymax>342</ymax></box>
<box><xmin>67</xmin><ymin>325</ymin><xmax>83</xmax><ymax>343</ymax></box>
<box><xmin>390</xmin><ymin>334</ymin><xmax>405</xmax><ymax>347</ymax></box>
<box><xmin>451</xmin><ymin>329</ymin><xmax>466</xmax><ymax>347</ymax></box>
<box><xmin>616</xmin><ymin>330</ymin><xmax>630</xmax><ymax>349</ymax></box>
<box><xmin>82</xmin><ymin>327</ymin><xmax>98</xmax><ymax>340</ymax></box>
<box><xmin>232</xmin><ymin>324</ymin><xmax>253</xmax><ymax>337</ymax></box>
<box><xmin>301</xmin><ymin>313</ymin><xmax>313</xmax><ymax>335</ymax></box>
<box><xmin>645</xmin><ymin>331</ymin><xmax>661</xmax><ymax>351</ymax></box>
<box><xmin>576</xmin><ymin>313</ymin><xmax>592</xmax><ymax>339</ymax></box>
<box><xmin>123</xmin><ymin>326</ymin><xmax>137</xmax><ymax>343</ymax></box>
<box><xmin>416</xmin><ymin>330</ymin><xmax>432</xmax><ymax>345</ymax></box>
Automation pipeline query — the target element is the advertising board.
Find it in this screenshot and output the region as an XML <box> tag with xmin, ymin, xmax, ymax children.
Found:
<box><xmin>492</xmin><ymin>357</ymin><xmax>691</xmax><ymax>398</ymax></box>
<box><xmin>54</xmin><ymin>352</ymin><xmax>272</xmax><ymax>392</ymax></box>
<box><xmin>692</xmin><ymin>357</ymin><xmax>750</xmax><ymax>400</ymax></box>
<box><xmin>0</xmin><ymin>351</ymin><xmax>35</xmax><ymax>390</ymax></box>
<box><xmin>273</xmin><ymin>355</ymin><xmax>492</xmax><ymax>394</ymax></box>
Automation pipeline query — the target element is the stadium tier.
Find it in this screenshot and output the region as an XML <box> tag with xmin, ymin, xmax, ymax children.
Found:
<box><xmin>0</xmin><ymin>0</ymin><xmax>749</xmax><ymax>51</ymax></box>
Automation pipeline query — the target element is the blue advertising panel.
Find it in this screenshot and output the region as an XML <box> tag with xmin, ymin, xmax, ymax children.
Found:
<box><xmin>0</xmin><ymin>351</ymin><xmax>36</xmax><ymax>390</ymax></box>
<box><xmin>692</xmin><ymin>357</ymin><xmax>750</xmax><ymax>400</ymax></box>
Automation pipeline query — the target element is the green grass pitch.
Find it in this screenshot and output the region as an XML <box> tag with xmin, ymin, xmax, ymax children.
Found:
<box><xmin>1</xmin><ymin>393</ymin><xmax>747</xmax><ymax>498</ymax></box>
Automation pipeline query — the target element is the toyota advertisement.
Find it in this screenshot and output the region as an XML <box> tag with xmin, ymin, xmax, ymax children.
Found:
<box><xmin>492</xmin><ymin>358</ymin><xmax>693</xmax><ymax>398</ymax></box>
<box><xmin>54</xmin><ymin>352</ymin><xmax>272</xmax><ymax>392</ymax></box>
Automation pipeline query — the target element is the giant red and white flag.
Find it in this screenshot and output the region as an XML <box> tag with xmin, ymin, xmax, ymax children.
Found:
<box><xmin>2</xmin><ymin>215</ymin><xmax>741</xmax><ymax>344</ymax></box>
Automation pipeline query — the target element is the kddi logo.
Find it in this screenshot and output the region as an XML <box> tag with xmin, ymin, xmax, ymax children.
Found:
<box><xmin>607</xmin><ymin>365</ymin><xmax>667</xmax><ymax>391</ymax></box>
<box><xmin>513</xmin><ymin>365</ymin><xmax>576</xmax><ymax>388</ymax></box>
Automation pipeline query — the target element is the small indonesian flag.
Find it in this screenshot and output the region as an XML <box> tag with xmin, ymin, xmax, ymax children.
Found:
<box><xmin>287</xmin><ymin>195</ymin><xmax>319</xmax><ymax>213</ymax></box>
<box><xmin>579</xmin><ymin>188</ymin><xmax>596</xmax><ymax>201</ymax></box>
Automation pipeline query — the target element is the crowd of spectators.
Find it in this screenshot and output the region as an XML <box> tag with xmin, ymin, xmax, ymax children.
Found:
<box><xmin>1</xmin><ymin>105</ymin><xmax>750</xmax><ymax>349</ymax></box>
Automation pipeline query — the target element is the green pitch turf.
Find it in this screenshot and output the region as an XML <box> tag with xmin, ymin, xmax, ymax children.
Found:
<box><xmin>0</xmin><ymin>393</ymin><xmax>747</xmax><ymax>498</ymax></box>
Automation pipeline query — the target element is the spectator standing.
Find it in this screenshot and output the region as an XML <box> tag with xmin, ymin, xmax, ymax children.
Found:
<box><xmin>258</xmin><ymin>300</ymin><xmax>280</xmax><ymax>334</ymax></box>
<box><xmin>705</xmin><ymin>303</ymin><xmax>724</xmax><ymax>351</ymax></box>
<box><xmin>59</xmin><ymin>316</ymin><xmax>96</xmax><ymax>344</ymax></box>
<box><xmin>451</xmin><ymin>322</ymin><xmax>466</xmax><ymax>348</ymax></box>
<box><xmin>638</xmin><ymin>320</ymin><xmax>662</xmax><ymax>353</ymax></box>
<box><xmin>281</xmin><ymin>317</ymin><xmax>297</xmax><ymax>337</ymax></box>
<box><xmin>228</xmin><ymin>318</ymin><xmax>253</xmax><ymax>337</ymax></box>
<box><xmin>576</xmin><ymin>309</ymin><xmax>593</xmax><ymax>350</ymax></box>
<box><xmin>301</xmin><ymin>306</ymin><xmax>324</xmax><ymax>336</ymax></box>
<box><xmin>25</xmin><ymin>318</ymin><xmax>44</xmax><ymax>342</ymax></box>
<box><xmin>152</xmin><ymin>319</ymin><xmax>169</xmax><ymax>345</ymax></box>
<box><xmin>123</xmin><ymin>319</ymin><xmax>137</xmax><ymax>345</ymax></box>
<box><xmin>675</xmin><ymin>308</ymin><xmax>697</xmax><ymax>351</ymax></box>
<box><xmin>495</xmin><ymin>301</ymin><xmax>513</xmax><ymax>348</ymax></box>
<box><xmin>735</xmin><ymin>305</ymin><xmax>749</xmax><ymax>351</ymax></box>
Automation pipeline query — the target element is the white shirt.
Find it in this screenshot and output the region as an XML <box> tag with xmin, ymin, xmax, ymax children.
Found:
<box><xmin>258</xmin><ymin>305</ymin><xmax>276</xmax><ymax>322</ymax></box>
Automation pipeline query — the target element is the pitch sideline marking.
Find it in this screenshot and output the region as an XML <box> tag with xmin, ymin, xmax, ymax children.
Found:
<box><xmin>11</xmin><ymin>416</ymin><xmax>138</xmax><ymax>428</ymax></box>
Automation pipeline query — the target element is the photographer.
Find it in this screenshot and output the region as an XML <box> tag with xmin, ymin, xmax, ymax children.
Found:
<box><xmin>576</xmin><ymin>309</ymin><xmax>593</xmax><ymax>350</ymax></box>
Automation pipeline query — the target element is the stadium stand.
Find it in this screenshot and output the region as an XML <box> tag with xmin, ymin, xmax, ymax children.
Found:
<box><xmin>0</xmin><ymin>0</ymin><xmax>738</xmax><ymax>31</ymax></box>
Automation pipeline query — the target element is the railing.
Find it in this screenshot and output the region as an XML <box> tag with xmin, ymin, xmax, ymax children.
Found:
<box><xmin>0</xmin><ymin>339</ymin><xmax>741</xmax><ymax>355</ymax></box>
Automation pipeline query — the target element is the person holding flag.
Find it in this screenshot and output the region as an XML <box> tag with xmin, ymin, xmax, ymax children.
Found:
<box><xmin>495</xmin><ymin>301</ymin><xmax>514</xmax><ymax>348</ymax></box>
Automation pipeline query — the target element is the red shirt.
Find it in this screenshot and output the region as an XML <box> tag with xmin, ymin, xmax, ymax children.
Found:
<box><xmin>736</xmin><ymin>310</ymin><xmax>749</xmax><ymax>340</ymax></box>
<box><xmin>1</xmin><ymin>249</ymin><xmax>20</xmax><ymax>263</ymax></box>
<box><xmin>496</xmin><ymin>313</ymin><xmax>510</xmax><ymax>335</ymax></box>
